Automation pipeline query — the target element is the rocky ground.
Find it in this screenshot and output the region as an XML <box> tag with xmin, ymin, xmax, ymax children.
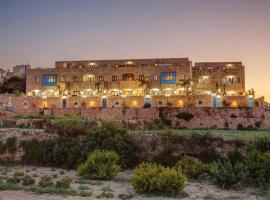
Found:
<box><xmin>0</xmin><ymin>165</ymin><xmax>268</xmax><ymax>200</ymax></box>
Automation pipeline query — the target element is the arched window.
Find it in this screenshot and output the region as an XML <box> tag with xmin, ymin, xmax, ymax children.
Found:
<box><xmin>122</xmin><ymin>73</ymin><xmax>135</xmax><ymax>81</ymax></box>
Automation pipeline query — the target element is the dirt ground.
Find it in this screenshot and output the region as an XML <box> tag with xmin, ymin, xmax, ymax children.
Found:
<box><xmin>0</xmin><ymin>165</ymin><xmax>268</xmax><ymax>200</ymax></box>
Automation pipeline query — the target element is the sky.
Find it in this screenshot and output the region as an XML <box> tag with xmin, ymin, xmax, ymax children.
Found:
<box><xmin>0</xmin><ymin>0</ymin><xmax>269</xmax><ymax>101</ymax></box>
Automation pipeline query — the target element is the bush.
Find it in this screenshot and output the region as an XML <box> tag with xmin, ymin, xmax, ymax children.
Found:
<box><xmin>6</xmin><ymin>177</ymin><xmax>20</xmax><ymax>184</ymax></box>
<box><xmin>22</xmin><ymin>175</ymin><xmax>35</xmax><ymax>186</ymax></box>
<box><xmin>245</xmin><ymin>150</ymin><xmax>270</xmax><ymax>187</ymax></box>
<box><xmin>6</xmin><ymin>137</ymin><xmax>17</xmax><ymax>153</ymax></box>
<box><xmin>55</xmin><ymin>179</ymin><xmax>70</xmax><ymax>189</ymax></box>
<box><xmin>87</xmin><ymin>121</ymin><xmax>139</xmax><ymax>168</ymax></box>
<box><xmin>0</xmin><ymin>140</ymin><xmax>6</xmax><ymax>153</ymax></box>
<box><xmin>21</xmin><ymin>121</ymin><xmax>138</xmax><ymax>169</ymax></box>
<box><xmin>14</xmin><ymin>171</ymin><xmax>24</xmax><ymax>177</ymax></box>
<box><xmin>230</xmin><ymin>114</ymin><xmax>237</xmax><ymax>118</ymax></box>
<box><xmin>132</xmin><ymin>163</ymin><xmax>186</xmax><ymax>197</ymax></box>
<box><xmin>237</xmin><ymin>123</ymin><xmax>244</xmax><ymax>130</ymax></box>
<box><xmin>176</xmin><ymin>112</ymin><xmax>194</xmax><ymax>122</ymax></box>
<box><xmin>249</xmin><ymin>137</ymin><xmax>270</xmax><ymax>153</ymax></box>
<box><xmin>52</xmin><ymin>119</ymin><xmax>91</xmax><ymax>137</ymax></box>
<box><xmin>175</xmin><ymin>156</ymin><xmax>211</xmax><ymax>179</ymax></box>
<box><xmin>77</xmin><ymin>150</ymin><xmax>121</xmax><ymax>180</ymax></box>
<box><xmin>210</xmin><ymin>159</ymin><xmax>247</xmax><ymax>188</ymax></box>
<box><xmin>38</xmin><ymin>180</ymin><xmax>54</xmax><ymax>188</ymax></box>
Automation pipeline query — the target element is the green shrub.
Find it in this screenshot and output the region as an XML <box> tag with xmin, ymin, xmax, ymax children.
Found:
<box><xmin>176</xmin><ymin>112</ymin><xmax>194</xmax><ymax>122</ymax></box>
<box><xmin>38</xmin><ymin>180</ymin><xmax>54</xmax><ymax>188</ymax></box>
<box><xmin>249</xmin><ymin>137</ymin><xmax>270</xmax><ymax>153</ymax></box>
<box><xmin>14</xmin><ymin>171</ymin><xmax>24</xmax><ymax>177</ymax></box>
<box><xmin>21</xmin><ymin>121</ymin><xmax>137</xmax><ymax>169</ymax></box>
<box><xmin>96</xmin><ymin>191</ymin><xmax>114</xmax><ymax>198</ymax></box>
<box><xmin>210</xmin><ymin>159</ymin><xmax>247</xmax><ymax>188</ymax></box>
<box><xmin>22</xmin><ymin>175</ymin><xmax>35</xmax><ymax>186</ymax></box>
<box><xmin>52</xmin><ymin>119</ymin><xmax>91</xmax><ymax>137</ymax></box>
<box><xmin>132</xmin><ymin>163</ymin><xmax>186</xmax><ymax>197</ymax></box>
<box><xmin>6</xmin><ymin>137</ymin><xmax>17</xmax><ymax>153</ymax></box>
<box><xmin>26</xmin><ymin>186</ymin><xmax>78</xmax><ymax>196</ymax></box>
<box><xmin>118</xmin><ymin>193</ymin><xmax>134</xmax><ymax>200</ymax></box>
<box><xmin>0</xmin><ymin>140</ymin><xmax>6</xmax><ymax>153</ymax></box>
<box><xmin>175</xmin><ymin>156</ymin><xmax>211</xmax><ymax>179</ymax></box>
<box><xmin>227</xmin><ymin>151</ymin><xmax>244</xmax><ymax>166</ymax></box>
<box><xmin>55</xmin><ymin>179</ymin><xmax>70</xmax><ymax>189</ymax></box>
<box><xmin>77</xmin><ymin>150</ymin><xmax>121</xmax><ymax>180</ymax></box>
<box><xmin>245</xmin><ymin>150</ymin><xmax>270</xmax><ymax>186</ymax></box>
<box><xmin>0</xmin><ymin>182</ymin><xmax>18</xmax><ymax>190</ymax></box>
<box><xmin>87</xmin><ymin>121</ymin><xmax>139</xmax><ymax>168</ymax></box>
<box><xmin>78</xmin><ymin>190</ymin><xmax>92</xmax><ymax>197</ymax></box>
<box><xmin>6</xmin><ymin>177</ymin><xmax>20</xmax><ymax>184</ymax></box>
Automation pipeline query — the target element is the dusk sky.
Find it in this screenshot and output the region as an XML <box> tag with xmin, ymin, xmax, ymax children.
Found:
<box><xmin>0</xmin><ymin>0</ymin><xmax>269</xmax><ymax>100</ymax></box>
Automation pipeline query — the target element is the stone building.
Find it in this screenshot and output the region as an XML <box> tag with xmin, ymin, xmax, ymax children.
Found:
<box><xmin>23</xmin><ymin>58</ymin><xmax>251</xmax><ymax>109</ymax></box>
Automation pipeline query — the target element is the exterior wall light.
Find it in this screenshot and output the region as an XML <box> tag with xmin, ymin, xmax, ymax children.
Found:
<box><xmin>132</xmin><ymin>101</ymin><xmax>137</xmax><ymax>107</ymax></box>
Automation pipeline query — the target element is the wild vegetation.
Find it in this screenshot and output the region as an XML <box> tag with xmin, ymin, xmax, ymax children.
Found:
<box><xmin>0</xmin><ymin>117</ymin><xmax>270</xmax><ymax>198</ymax></box>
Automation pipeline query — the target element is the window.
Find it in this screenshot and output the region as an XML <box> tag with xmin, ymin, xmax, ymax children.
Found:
<box><xmin>112</xmin><ymin>76</ymin><xmax>117</xmax><ymax>81</ymax></box>
<box><xmin>179</xmin><ymin>74</ymin><xmax>185</xmax><ymax>80</ymax></box>
<box><xmin>73</xmin><ymin>101</ymin><xmax>79</xmax><ymax>108</ymax></box>
<box><xmin>122</xmin><ymin>73</ymin><xmax>135</xmax><ymax>81</ymax></box>
<box><xmin>197</xmin><ymin>100</ymin><xmax>203</xmax><ymax>107</ymax></box>
<box><xmin>60</xmin><ymin>76</ymin><xmax>65</xmax><ymax>82</ymax></box>
<box><xmin>226</xmin><ymin>76</ymin><xmax>240</xmax><ymax>84</ymax></box>
<box><xmin>73</xmin><ymin>76</ymin><xmax>79</xmax><ymax>82</ymax></box>
<box><xmin>99</xmin><ymin>76</ymin><xmax>104</xmax><ymax>81</ymax></box>
<box><xmin>23</xmin><ymin>101</ymin><xmax>29</xmax><ymax>109</ymax></box>
<box><xmin>158</xmin><ymin>101</ymin><xmax>163</xmax><ymax>106</ymax></box>
<box><xmin>42</xmin><ymin>74</ymin><xmax>57</xmax><ymax>86</ymax></box>
<box><xmin>33</xmin><ymin>76</ymin><xmax>40</xmax><ymax>83</ymax></box>
<box><xmin>72</xmin><ymin>91</ymin><xmax>80</xmax><ymax>96</ymax></box>
<box><xmin>153</xmin><ymin>74</ymin><xmax>158</xmax><ymax>81</ymax></box>
<box><xmin>111</xmin><ymin>90</ymin><xmax>119</xmax><ymax>96</ymax></box>
<box><xmin>123</xmin><ymin>90</ymin><xmax>133</xmax><ymax>96</ymax></box>
<box><xmin>139</xmin><ymin>75</ymin><xmax>144</xmax><ymax>81</ymax></box>
<box><xmin>160</xmin><ymin>72</ymin><xmax>176</xmax><ymax>84</ymax></box>
<box><xmin>83</xmin><ymin>74</ymin><xmax>95</xmax><ymax>82</ymax></box>
<box><xmin>199</xmin><ymin>76</ymin><xmax>209</xmax><ymax>84</ymax></box>
<box><xmin>114</xmin><ymin>101</ymin><xmax>120</xmax><ymax>107</ymax></box>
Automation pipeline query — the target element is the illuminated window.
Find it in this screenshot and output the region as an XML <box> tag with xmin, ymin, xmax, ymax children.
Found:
<box><xmin>153</xmin><ymin>74</ymin><xmax>158</xmax><ymax>81</ymax></box>
<box><xmin>42</xmin><ymin>74</ymin><xmax>57</xmax><ymax>86</ymax></box>
<box><xmin>160</xmin><ymin>72</ymin><xmax>176</xmax><ymax>84</ymax></box>
<box><xmin>199</xmin><ymin>76</ymin><xmax>209</xmax><ymax>84</ymax></box>
<box><xmin>83</xmin><ymin>74</ymin><xmax>95</xmax><ymax>82</ymax></box>
<box><xmin>111</xmin><ymin>90</ymin><xmax>120</xmax><ymax>96</ymax></box>
<box><xmin>123</xmin><ymin>90</ymin><xmax>133</xmax><ymax>96</ymax></box>
<box><xmin>112</xmin><ymin>76</ymin><xmax>117</xmax><ymax>81</ymax></box>
<box><xmin>122</xmin><ymin>73</ymin><xmax>135</xmax><ymax>81</ymax></box>
<box><xmin>139</xmin><ymin>75</ymin><xmax>144</xmax><ymax>81</ymax></box>
<box><xmin>132</xmin><ymin>101</ymin><xmax>138</xmax><ymax>107</ymax></box>
<box><xmin>179</xmin><ymin>74</ymin><xmax>185</xmax><ymax>80</ymax></box>
<box><xmin>99</xmin><ymin>76</ymin><xmax>104</xmax><ymax>81</ymax></box>
<box><xmin>60</xmin><ymin>76</ymin><xmax>65</xmax><ymax>82</ymax></box>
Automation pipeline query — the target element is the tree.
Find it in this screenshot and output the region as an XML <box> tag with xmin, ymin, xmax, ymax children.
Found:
<box><xmin>138</xmin><ymin>76</ymin><xmax>151</xmax><ymax>95</ymax></box>
<box><xmin>177</xmin><ymin>79</ymin><xmax>192</xmax><ymax>107</ymax></box>
<box><xmin>0</xmin><ymin>76</ymin><xmax>26</xmax><ymax>94</ymax></box>
<box><xmin>177</xmin><ymin>79</ymin><xmax>192</xmax><ymax>95</ymax></box>
<box><xmin>94</xmin><ymin>81</ymin><xmax>102</xmax><ymax>94</ymax></box>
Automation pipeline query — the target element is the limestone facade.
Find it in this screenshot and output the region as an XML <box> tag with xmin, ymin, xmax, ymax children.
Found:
<box><xmin>21</xmin><ymin>58</ymin><xmax>249</xmax><ymax>109</ymax></box>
